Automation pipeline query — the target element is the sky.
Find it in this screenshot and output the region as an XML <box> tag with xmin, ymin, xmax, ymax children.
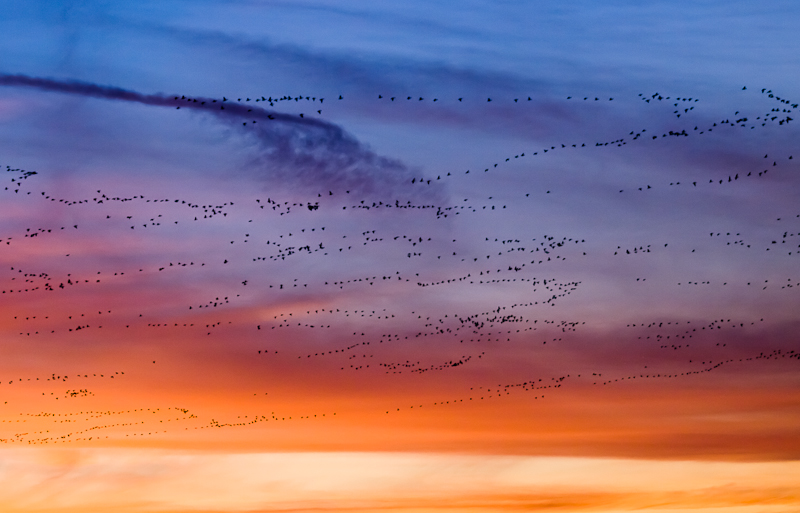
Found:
<box><xmin>0</xmin><ymin>1</ymin><xmax>799</xmax><ymax>511</ymax></box>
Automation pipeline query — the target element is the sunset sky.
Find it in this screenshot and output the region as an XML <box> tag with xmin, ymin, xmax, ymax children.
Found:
<box><xmin>0</xmin><ymin>1</ymin><xmax>799</xmax><ymax>512</ymax></box>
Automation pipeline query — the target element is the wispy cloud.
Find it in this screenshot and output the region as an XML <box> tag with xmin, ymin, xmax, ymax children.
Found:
<box><xmin>0</xmin><ymin>73</ymin><xmax>429</xmax><ymax>196</ymax></box>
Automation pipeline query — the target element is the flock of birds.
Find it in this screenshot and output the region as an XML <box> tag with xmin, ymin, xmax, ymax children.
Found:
<box><xmin>0</xmin><ymin>79</ymin><xmax>798</xmax><ymax>446</ymax></box>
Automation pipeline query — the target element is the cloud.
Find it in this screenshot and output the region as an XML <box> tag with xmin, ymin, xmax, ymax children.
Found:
<box><xmin>0</xmin><ymin>73</ymin><xmax>431</xmax><ymax>197</ymax></box>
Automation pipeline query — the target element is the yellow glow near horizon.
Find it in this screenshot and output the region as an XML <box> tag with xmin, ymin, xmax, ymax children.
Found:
<box><xmin>0</xmin><ymin>450</ymin><xmax>798</xmax><ymax>512</ymax></box>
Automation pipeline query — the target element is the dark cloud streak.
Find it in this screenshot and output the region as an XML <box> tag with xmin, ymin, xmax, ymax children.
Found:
<box><xmin>0</xmin><ymin>73</ymin><xmax>426</xmax><ymax>197</ymax></box>
<box><xmin>0</xmin><ymin>72</ymin><xmax>329</xmax><ymax>128</ymax></box>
